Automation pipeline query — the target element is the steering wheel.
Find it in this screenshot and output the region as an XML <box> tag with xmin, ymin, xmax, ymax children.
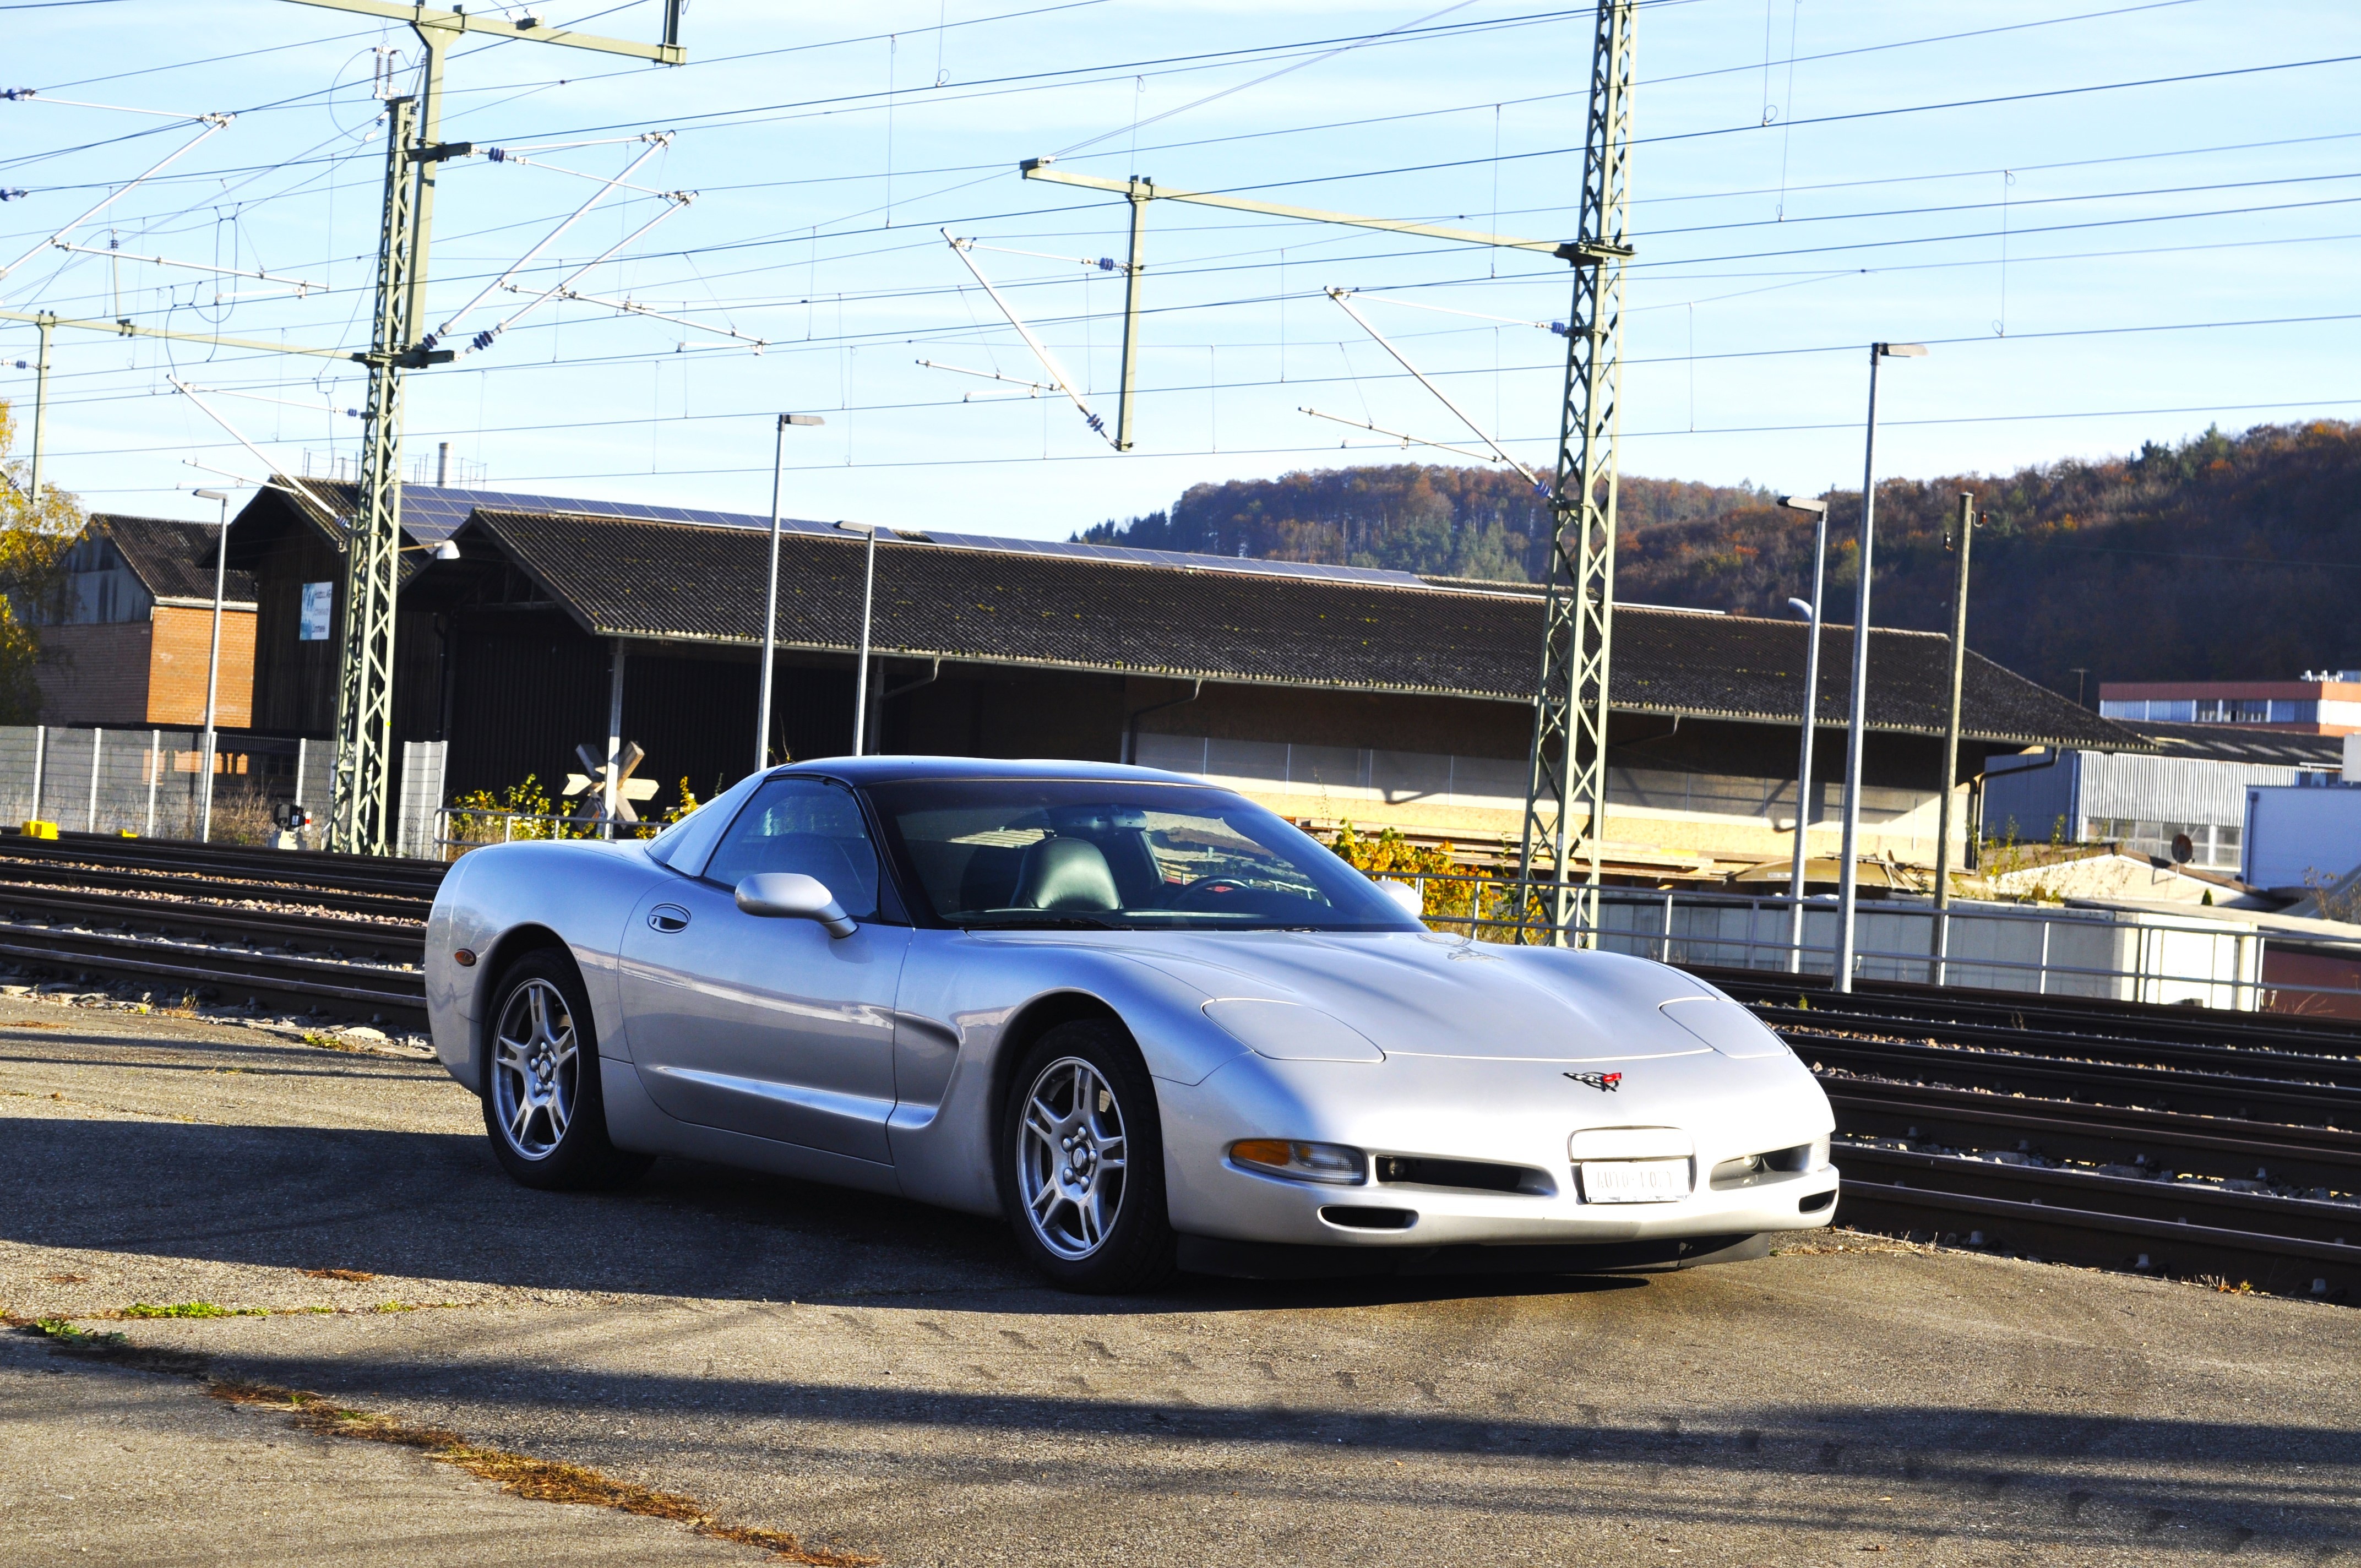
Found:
<box><xmin>1171</xmin><ymin>874</ymin><xmax>1256</xmax><ymax>911</ymax></box>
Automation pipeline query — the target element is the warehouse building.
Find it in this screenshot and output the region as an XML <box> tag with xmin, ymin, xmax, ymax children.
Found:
<box><xmin>220</xmin><ymin>480</ymin><xmax>2132</xmax><ymax>875</ymax></box>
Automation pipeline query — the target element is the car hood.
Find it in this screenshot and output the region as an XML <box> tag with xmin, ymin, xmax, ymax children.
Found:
<box><xmin>1062</xmin><ymin>929</ymin><xmax>1739</xmax><ymax>1064</ymax></box>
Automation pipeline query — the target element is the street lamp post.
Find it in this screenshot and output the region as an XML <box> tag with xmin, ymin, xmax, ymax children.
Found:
<box><xmin>1777</xmin><ymin>493</ymin><xmax>1830</xmax><ymax>974</ymax></box>
<box><xmin>191</xmin><ymin>488</ymin><xmax>233</xmax><ymax>842</ymax></box>
<box><xmin>754</xmin><ymin>413</ymin><xmax>827</xmax><ymax>774</ymax></box>
<box><xmin>1834</xmin><ymin>342</ymin><xmax>1927</xmax><ymax>994</ymax></box>
<box><xmin>1930</xmin><ymin>490</ymin><xmax>1976</xmax><ymax>984</ymax></box>
<box><xmin>836</xmin><ymin>520</ymin><xmax>880</xmax><ymax>756</ymax></box>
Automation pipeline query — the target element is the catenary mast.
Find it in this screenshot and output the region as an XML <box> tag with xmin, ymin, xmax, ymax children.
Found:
<box><xmin>1516</xmin><ymin>0</ymin><xmax>1637</xmax><ymax>946</ymax></box>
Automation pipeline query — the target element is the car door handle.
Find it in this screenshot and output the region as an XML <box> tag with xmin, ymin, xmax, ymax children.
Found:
<box><xmin>648</xmin><ymin>905</ymin><xmax>690</xmax><ymax>933</ymax></box>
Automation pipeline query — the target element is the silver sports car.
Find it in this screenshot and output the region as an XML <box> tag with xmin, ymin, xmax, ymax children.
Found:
<box><xmin>427</xmin><ymin>759</ymin><xmax>1838</xmax><ymax>1292</ymax></box>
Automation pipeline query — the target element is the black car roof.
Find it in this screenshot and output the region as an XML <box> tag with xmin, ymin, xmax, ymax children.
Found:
<box><xmin>779</xmin><ymin>756</ymin><xmax>1211</xmax><ymax>787</ymax></box>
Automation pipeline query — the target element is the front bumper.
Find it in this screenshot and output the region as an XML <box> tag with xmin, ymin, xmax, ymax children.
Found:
<box><xmin>1157</xmin><ymin>1050</ymin><xmax>1839</xmax><ymax>1249</ymax></box>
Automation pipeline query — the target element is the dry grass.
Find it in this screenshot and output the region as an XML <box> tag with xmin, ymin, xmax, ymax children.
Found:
<box><xmin>208</xmin><ymin>1380</ymin><xmax>877</xmax><ymax>1565</ymax></box>
<box><xmin>302</xmin><ymin>1268</ymin><xmax>377</xmax><ymax>1283</ymax></box>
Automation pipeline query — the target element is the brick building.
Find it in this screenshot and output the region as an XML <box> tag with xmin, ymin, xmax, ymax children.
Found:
<box><xmin>36</xmin><ymin>514</ymin><xmax>255</xmax><ymax>727</ymax></box>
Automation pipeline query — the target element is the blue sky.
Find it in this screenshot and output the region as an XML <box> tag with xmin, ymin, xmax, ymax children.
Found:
<box><xmin>4</xmin><ymin>0</ymin><xmax>2358</xmax><ymax>536</ymax></box>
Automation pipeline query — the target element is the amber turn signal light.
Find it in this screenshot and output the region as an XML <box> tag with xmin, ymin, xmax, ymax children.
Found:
<box><xmin>453</xmin><ymin>949</ymin><xmax>477</xmax><ymax>967</ymax></box>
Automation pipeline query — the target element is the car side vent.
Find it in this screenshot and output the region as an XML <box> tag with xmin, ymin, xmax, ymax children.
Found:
<box><xmin>1710</xmin><ymin>1142</ymin><xmax>1815</xmax><ymax>1190</ymax></box>
<box><xmin>1376</xmin><ymin>1156</ymin><xmax>1551</xmax><ymax>1195</ymax></box>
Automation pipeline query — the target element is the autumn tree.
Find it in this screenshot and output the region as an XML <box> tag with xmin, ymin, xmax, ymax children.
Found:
<box><xmin>0</xmin><ymin>398</ymin><xmax>82</xmax><ymax>722</ymax></box>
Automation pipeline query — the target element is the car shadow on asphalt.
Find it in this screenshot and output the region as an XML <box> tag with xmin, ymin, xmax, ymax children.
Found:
<box><xmin>81</xmin><ymin>1330</ymin><xmax>2361</xmax><ymax>1555</ymax></box>
<box><xmin>3</xmin><ymin>1114</ymin><xmax>1667</xmax><ymax>1313</ymax></box>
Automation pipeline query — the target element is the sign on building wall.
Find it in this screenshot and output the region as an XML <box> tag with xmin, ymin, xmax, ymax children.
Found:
<box><xmin>299</xmin><ymin>582</ymin><xmax>333</xmax><ymax>641</ymax></box>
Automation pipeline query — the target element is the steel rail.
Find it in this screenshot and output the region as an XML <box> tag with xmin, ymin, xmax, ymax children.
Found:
<box><xmin>0</xmin><ymin>921</ymin><xmax>425</xmax><ymax>1022</ymax></box>
<box><xmin>1787</xmin><ymin>1030</ymin><xmax>2361</xmax><ymax>1126</ymax></box>
<box><xmin>0</xmin><ymin>861</ymin><xmax>433</xmax><ymax>922</ymax></box>
<box><xmin>1698</xmin><ymin>963</ymin><xmax>2361</xmax><ymax>1055</ymax></box>
<box><xmin>1761</xmin><ymin>1004</ymin><xmax>2361</xmax><ymax>1086</ymax></box>
<box><xmin>1825</xmin><ymin>1080</ymin><xmax>2361</xmax><ymax>1193</ymax></box>
<box><xmin>1835</xmin><ymin>1172</ymin><xmax>2359</xmax><ymax>1300</ymax></box>
<box><xmin>0</xmin><ymin>884</ymin><xmax>423</xmax><ymax>961</ymax></box>
<box><xmin>1</xmin><ymin>834</ymin><xmax>448</xmax><ymax>896</ymax></box>
<box><xmin>1838</xmin><ymin>1142</ymin><xmax>2358</xmax><ymax>1247</ymax></box>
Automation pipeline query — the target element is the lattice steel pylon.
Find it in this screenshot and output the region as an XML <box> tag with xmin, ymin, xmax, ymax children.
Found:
<box><xmin>1516</xmin><ymin>0</ymin><xmax>1636</xmax><ymax>946</ymax></box>
<box><xmin>327</xmin><ymin>91</ymin><xmax>421</xmax><ymax>855</ymax></box>
<box><xmin>286</xmin><ymin>0</ymin><xmax>687</xmax><ymax>852</ymax></box>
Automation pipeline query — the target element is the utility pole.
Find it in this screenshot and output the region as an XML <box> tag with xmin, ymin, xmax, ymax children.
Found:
<box><xmin>282</xmin><ymin>0</ymin><xmax>685</xmax><ymax>853</ymax></box>
<box><xmin>25</xmin><ymin>314</ymin><xmax>50</xmax><ymax>504</ymax></box>
<box><xmin>1114</xmin><ymin>178</ymin><xmax>1149</xmax><ymax>452</ymax></box>
<box><xmin>1516</xmin><ymin>0</ymin><xmax>1636</xmax><ymax>947</ymax></box>
<box><xmin>1931</xmin><ymin>491</ymin><xmax>1974</xmax><ymax>984</ymax></box>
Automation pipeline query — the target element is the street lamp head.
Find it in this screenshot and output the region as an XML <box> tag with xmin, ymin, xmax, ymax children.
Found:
<box><xmin>192</xmin><ymin>488</ymin><xmax>231</xmax><ymax>503</ymax></box>
<box><xmin>1787</xmin><ymin>598</ymin><xmax>1815</xmax><ymax>621</ymax></box>
<box><xmin>1776</xmin><ymin>494</ymin><xmax>1827</xmax><ymax>516</ymax></box>
<box><xmin>433</xmin><ymin>539</ymin><xmax>461</xmax><ymax>561</ymax></box>
<box><xmin>782</xmin><ymin>413</ymin><xmax>826</xmax><ymax>427</ymax></box>
<box><xmin>1874</xmin><ymin>342</ymin><xmax>1928</xmax><ymax>359</ymax></box>
<box><xmin>835</xmin><ymin>519</ymin><xmax>880</xmax><ymax>536</ymax></box>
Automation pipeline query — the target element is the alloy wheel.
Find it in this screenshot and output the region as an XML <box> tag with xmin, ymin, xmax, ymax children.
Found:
<box><xmin>492</xmin><ymin>977</ymin><xmax>578</xmax><ymax>1161</ymax></box>
<box><xmin>1017</xmin><ymin>1055</ymin><xmax>1129</xmax><ymax>1259</ymax></box>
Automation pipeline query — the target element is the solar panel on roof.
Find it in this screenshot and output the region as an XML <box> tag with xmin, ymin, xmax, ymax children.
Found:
<box><xmin>352</xmin><ymin>477</ymin><xmax>1439</xmax><ymax>590</ymax></box>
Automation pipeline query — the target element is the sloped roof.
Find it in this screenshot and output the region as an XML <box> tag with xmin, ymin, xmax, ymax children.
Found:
<box><xmin>90</xmin><ymin>514</ymin><xmax>255</xmax><ymax>603</ymax></box>
<box><xmin>454</xmin><ymin>507</ymin><xmax>2137</xmax><ymax>750</ymax></box>
<box><xmin>2130</xmin><ymin>720</ymin><xmax>2343</xmax><ymax>767</ymax></box>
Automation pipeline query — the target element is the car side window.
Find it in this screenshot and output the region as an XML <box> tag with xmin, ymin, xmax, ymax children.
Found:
<box><xmin>701</xmin><ymin>778</ymin><xmax>882</xmax><ymax>919</ymax></box>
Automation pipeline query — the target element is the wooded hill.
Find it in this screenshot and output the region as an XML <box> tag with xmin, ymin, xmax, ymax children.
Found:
<box><xmin>1076</xmin><ymin>421</ymin><xmax>2361</xmax><ymax>695</ymax></box>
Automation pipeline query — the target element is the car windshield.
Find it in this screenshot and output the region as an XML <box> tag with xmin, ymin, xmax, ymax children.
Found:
<box><xmin>866</xmin><ymin>778</ymin><xmax>1423</xmax><ymax>932</ymax></box>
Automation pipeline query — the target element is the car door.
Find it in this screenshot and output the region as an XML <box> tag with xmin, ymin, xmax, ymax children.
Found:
<box><xmin>618</xmin><ymin>775</ymin><xmax>910</xmax><ymax>1164</ymax></box>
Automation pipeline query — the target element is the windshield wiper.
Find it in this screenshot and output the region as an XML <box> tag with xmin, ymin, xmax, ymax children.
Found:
<box><xmin>958</xmin><ymin>912</ymin><xmax>1122</xmax><ymax>930</ymax></box>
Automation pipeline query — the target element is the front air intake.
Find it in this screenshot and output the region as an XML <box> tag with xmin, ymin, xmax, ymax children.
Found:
<box><xmin>1320</xmin><ymin>1206</ymin><xmax>1417</xmax><ymax>1231</ymax></box>
<box><xmin>1376</xmin><ymin>1156</ymin><xmax>1551</xmax><ymax>1195</ymax></box>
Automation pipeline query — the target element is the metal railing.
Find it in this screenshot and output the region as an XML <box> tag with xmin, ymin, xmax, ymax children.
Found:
<box><xmin>431</xmin><ymin>806</ymin><xmax>667</xmax><ymax>857</ymax></box>
<box><xmin>1389</xmin><ymin>868</ymin><xmax>2353</xmax><ymax>1016</ymax></box>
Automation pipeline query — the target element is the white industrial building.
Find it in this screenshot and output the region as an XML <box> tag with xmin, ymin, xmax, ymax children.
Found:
<box><xmin>1983</xmin><ymin>721</ymin><xmax>2340</xmax><ymax>872</ymax></box>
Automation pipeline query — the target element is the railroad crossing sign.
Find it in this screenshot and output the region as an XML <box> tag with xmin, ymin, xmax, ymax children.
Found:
<box><xmin>563</xmin><ymin>740</ymin><xmax>657</xmax><ymax>824</ymax></box>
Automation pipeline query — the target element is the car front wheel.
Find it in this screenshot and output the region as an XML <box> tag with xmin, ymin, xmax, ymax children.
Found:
<box><xmin>1002</xmin><ymin>1020</ymin><xmax>1177</xmax><ymax>1293</ymax></box>
<box><xmin>483</xmin><ymin>950</ymin><xmax>651</xmax><ymax>1190</ymax></box>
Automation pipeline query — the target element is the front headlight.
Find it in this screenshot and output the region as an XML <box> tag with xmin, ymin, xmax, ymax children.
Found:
<box><xmin>1230</xmin><ymin>1138</ymin><xmax>1368</xmax><ymax>1185</ymax></box>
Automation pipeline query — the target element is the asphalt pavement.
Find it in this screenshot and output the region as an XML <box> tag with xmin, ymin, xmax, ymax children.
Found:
<box><xmin>3</xmin><ymin>997</ymin><xmax>2357</xmax><ymax>1566</ymax></box>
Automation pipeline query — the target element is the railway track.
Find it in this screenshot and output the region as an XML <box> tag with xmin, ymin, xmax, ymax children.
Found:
<box><xmin>0</xmin><ymin>829</ymin><xmax>448</xmax><ymax>897</ymax></box>
<box><xmin>1698</xmin><ymin>962</ymin><xmax>2361</xmax><ymax>1057</ymax></box>
<box><xmin>0</xmin><ymin>832</ymin><xmax>434</xmax><ymax>1022</ymax></box>
<box><xmin>1784</xmin><ymin>1030</ymin><xmax>2361</xmax><ymax>1126</ymax></box>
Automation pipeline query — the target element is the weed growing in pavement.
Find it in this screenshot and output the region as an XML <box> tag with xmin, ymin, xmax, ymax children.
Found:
<box><xmin>206</xmin><ymin>1380</ymin><xmax>878</xmax><ymax>1565</ymax></box>
<box><xmin>29</xmin><ymin>1316</ymin><xmax>127</xmax><ymax>1346</ymax></box>
<box><xmin>122</xmin><ymin>1301</ymin><xmax>266</xmax><ymax>1319</ymax></box>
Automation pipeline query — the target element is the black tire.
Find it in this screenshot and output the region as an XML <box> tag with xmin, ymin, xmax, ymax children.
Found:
<box><xmin>481</xmin><ymin>949</ymin><xmax>652</xmax><ymax>1191</ymax></box>
<box><xmin>1000</xmin><ymin>1019</ymin><xmax>1178</xmax><ymax>1293</ymax></box>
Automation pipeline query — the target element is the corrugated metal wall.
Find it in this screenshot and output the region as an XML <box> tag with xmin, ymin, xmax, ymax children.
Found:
<box><xmin>1985</xmin><ymin>747</ymin><xmax>2307</xmax><ymax>841</ymax></box>
<box><xmin>2079</xmin><ymin>751</ymin><xmax>2301</xmax><ymax>825</ymax></box>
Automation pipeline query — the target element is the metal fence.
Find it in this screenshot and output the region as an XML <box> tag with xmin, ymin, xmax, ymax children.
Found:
<box><xmin>1391</xmin><ymin>870</ymin><xmax>2333</xmax><ymax>1014</ymax></box>
<box><xmin>0</xmin><ymin>725</ymin><xmax>324</xmax><ymax>842</ymax></box>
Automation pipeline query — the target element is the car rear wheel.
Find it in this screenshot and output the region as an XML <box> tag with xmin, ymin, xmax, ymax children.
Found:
<box><xmin>483</xmin><ymin>950</ymin><xmax>652</xmax><ymax>1190</ymax></box>
<box><xmin>1002</xmin><ymin>1020</ymin><xmax>1177</xmax><ymax>1293</ymax></box>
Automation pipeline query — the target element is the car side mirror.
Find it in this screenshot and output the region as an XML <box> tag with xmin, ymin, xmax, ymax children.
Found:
<box><xmin>735</xmin><ymin>873</ymin><xmax>858</xmax><ymax>938</ymax></box>
<box><xmin>1378</xmin><ymin>879</ymin><xmax>1424</xmax><ymax>919</ymax></box>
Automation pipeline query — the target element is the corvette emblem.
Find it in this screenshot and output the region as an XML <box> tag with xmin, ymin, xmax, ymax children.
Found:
<box><xmin>1564</xmin><ymin>1071</ymin><xmax>1622</xmax><ymax>1092</ymax></box>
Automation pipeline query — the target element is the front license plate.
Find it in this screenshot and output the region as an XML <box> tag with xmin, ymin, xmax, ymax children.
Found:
<box><xmin>1580</xmin><ymin>1158</ymin><xmax>1691</xmax><ymax>1204</ymax></box>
